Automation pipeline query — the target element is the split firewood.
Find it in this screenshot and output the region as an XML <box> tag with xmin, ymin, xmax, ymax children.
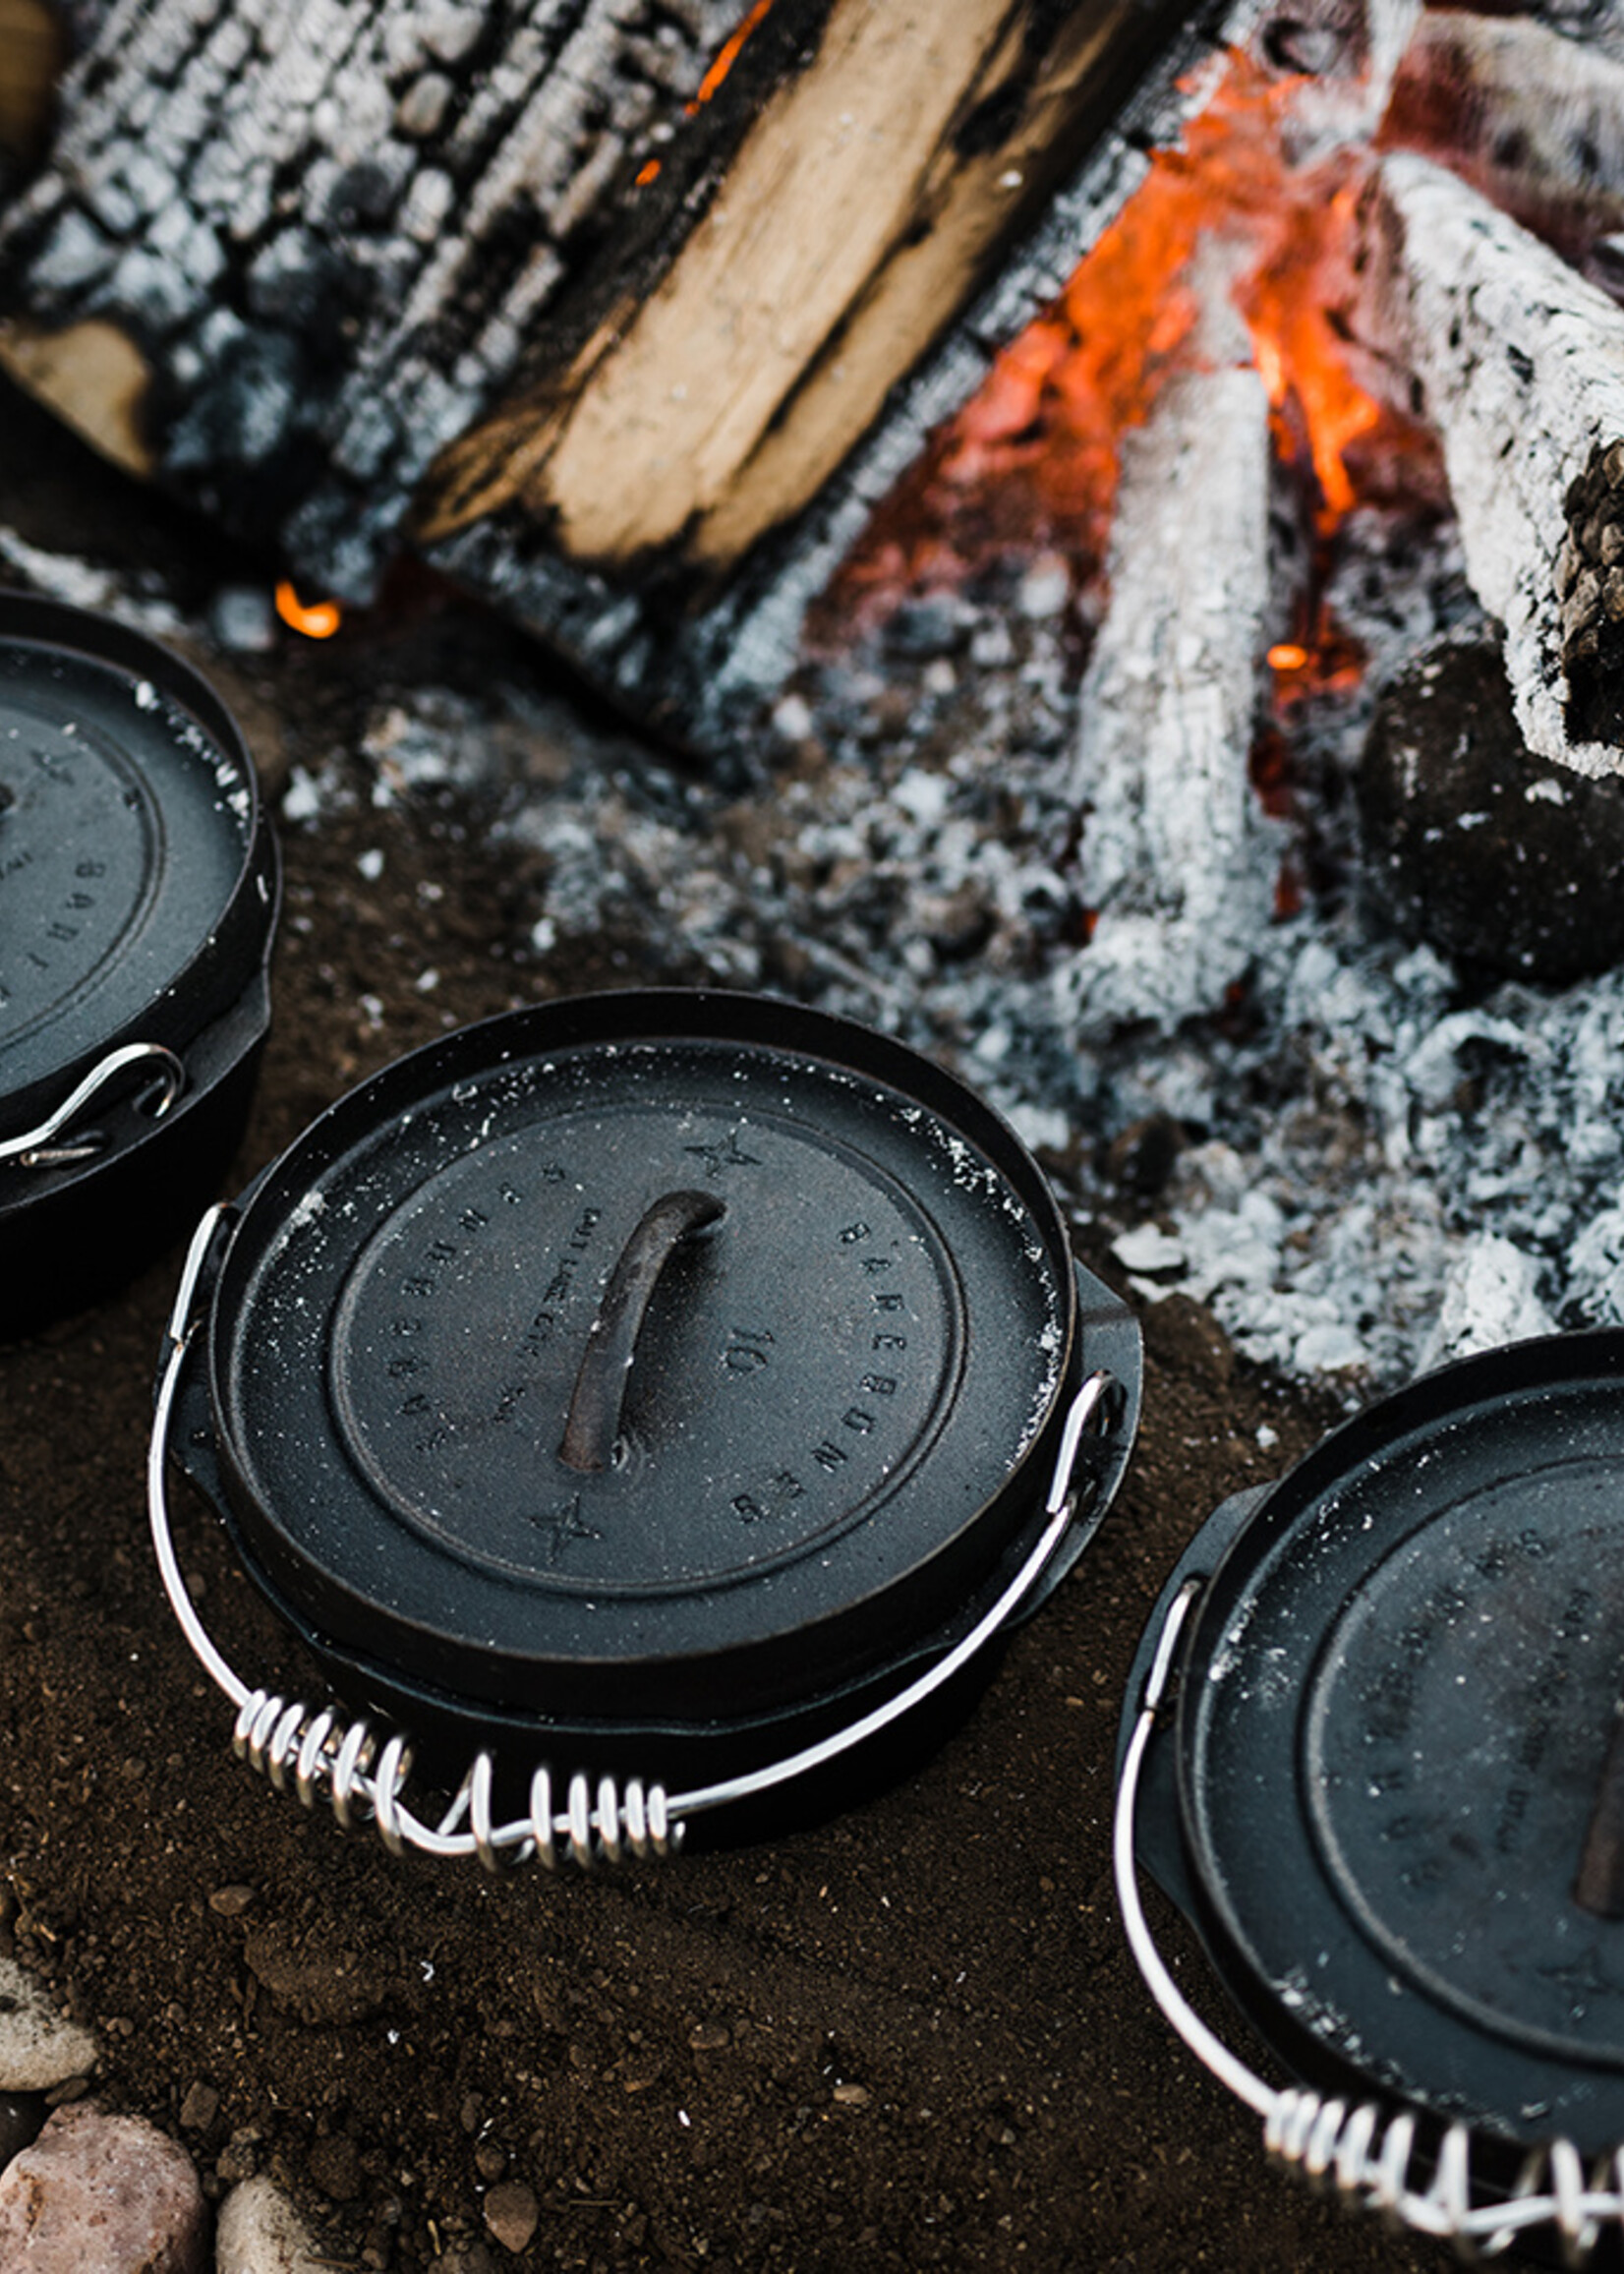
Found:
<box><xmin>0</xmin><ymin>0</ymin><xmax>1259</xmax><ymax>758</ymax></box>
<box><xmin>1362</xmin><ymin>150</ymin><xmax>1624</xmax><ymax>775</ymax></box>
<box><xmin>1054</xmin><ymin>360</ymin><xmax>1286</xmax><ymax>1039</ymax></box>
<box><xmin>0</xmin><ymin>0</ymin><xmax>65</xmax><ymax>174</ymax></box>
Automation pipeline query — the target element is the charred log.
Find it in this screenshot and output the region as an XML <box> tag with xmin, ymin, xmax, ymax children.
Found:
<box><xmin>1363</xmin><ymin>150</ymin><xmax>1624</xmax><ymax>776</ymax></box>
<box><xmin>0</xmin><ymin>0</ymin><xmax>1257</xmax><ymax>757</ymax></box>
<box><xmin>1380</xmin><ymin>9</ymin><xmax>1624</xmax><ymax>266</ymax></box>
<box><xmin>1358</xmin><ymin>634</ymin><xmax>1624</xmax><ymax>979</ymax></box>
<box><xmin>1053</xmin><ymin>361</ymin><xmax>1285</xmax><ymax>1040</ymax></box>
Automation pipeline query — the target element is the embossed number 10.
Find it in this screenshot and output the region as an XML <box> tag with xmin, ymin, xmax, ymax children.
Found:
<box><xmin>725</xmin><ymin>1326</ymin><xmax>775</xmax><ymax>1373</ymax></box>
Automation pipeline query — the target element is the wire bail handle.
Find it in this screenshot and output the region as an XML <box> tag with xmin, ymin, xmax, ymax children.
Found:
<box><xmin>1114</xmin><ymin>1580</ymin><xmax>1624</xmax><ymax>2266</ymax></box>
<box><xmin>151</xmin><ymin>1202</ymin><xmax>1123</xmax><ymax>1871</ymax></box>
<box><xmin>0</xmin><ymin>1041</ymin><xmax>185</xmax><ymax>1167</ymax></box>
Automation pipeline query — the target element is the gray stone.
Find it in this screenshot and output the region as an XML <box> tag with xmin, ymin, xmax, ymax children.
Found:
<box><xmin>0</xmin><ymin>2103</ymin><xmax>205</xmax><ymax>2272</ymax></box>
<box><xmin>215</xmin><ymin>2176</ymin><xmax>329</xmax><ymax>2274</ymax></box>
<box><xmin>0</xmin><ymin>1954</ymin><xmax>99</xmax><ymax>2090</ymax></box>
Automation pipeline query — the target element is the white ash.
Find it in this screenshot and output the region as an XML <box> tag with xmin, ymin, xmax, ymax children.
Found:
<box><xmin>474</xmin><ymin>506</ymin><xmax>1624</xmax><ymax>1396</ymax></box>
<box><xmin>6</xmin><ymin>511</ymin><xmax>1618</xmax><ymax>1395</ymax></box>
<box><xmin>0</xmin><ymin>525</ymin><xmax>184</xmax><ymax>638</ymax></box>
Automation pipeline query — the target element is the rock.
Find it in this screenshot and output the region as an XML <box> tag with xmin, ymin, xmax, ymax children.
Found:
<box><xmin>0</xmin><ymin>2102</ymin><xmax>205</xmax><ymax>2272</ymax></box>
<box><xmin>1358</xmin><ymin>638</ymin><xmax>1624</xmax><ymax>982</ymax></box>
<box><xmin>216</xmin><ymin>2175</ymin><xmax>328</xmax><ymax>2274</ymax></box>
<box><xmin>179</xmin><ymin>2081</ymin><xmax>219</xmax><ymax>2131</ymax></box>
<box><xmin>0</xmin><ymin>1953</ymin><xmax>99</xmax><ymax>2089</ymax></box>
<box><xmin>481</xmin><ymin>2180</ymin><xmax>538</xmax><ymax>2254</ymax></box>
<box><xmin>206</xmin><ymin>1886</ymin><xmax>257</xmax><ymax>1919</ymax></box>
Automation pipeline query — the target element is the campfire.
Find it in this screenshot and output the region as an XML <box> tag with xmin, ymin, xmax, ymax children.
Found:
<box><xmin>5</xmin><ymin>0</ymin><xmax>1624</xmax><ymax>1391</ymax></box>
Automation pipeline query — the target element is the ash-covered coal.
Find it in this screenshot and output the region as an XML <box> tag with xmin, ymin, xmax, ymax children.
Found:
<box><xmin>13</xmin><ymin>486</ymin><xmax>1624</xmax><ymax>1400</ymax></box>
<box><xmin>1358</xmin><ymin>633</ymin><xmax>1624</xmax><ymax>981</ymax></box>
<box><xmin>307</xmin><ymin>505</ymin><xmax>1624</xmax><ymax>1398</ymax></box>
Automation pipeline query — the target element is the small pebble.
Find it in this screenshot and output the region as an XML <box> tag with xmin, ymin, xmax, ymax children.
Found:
<box><xmin>482</xmin><ymin>2179</ymin><xmax>539</xmax><ymax>2253</ymax></box>
<box><xmin>0</xmin><ymin>2102</ymin><xmax>205</xmax><ymax>2272</ymax></box>
<box><xmin>179</xmin><ymin>2081</ymin><xmax>218</xmax><ymax>2131</ymax></box>
<box><xmin>207</xmin><ymin>1887</ymin><xmax>256</xmax><ymax>1919</ymax></box>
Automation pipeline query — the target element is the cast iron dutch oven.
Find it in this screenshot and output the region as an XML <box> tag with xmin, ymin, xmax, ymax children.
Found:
<box><xmin>1116</xmin><ymin>1329</ymin><xmax>1624</xmax><ymax>2264</ymax></box>
<box><xmin>152</xmin><ymin>990</ymin><xmax>1141</xmax><ymax>1866</ymax></box>
<box><xmin>0</xmin><ymin>592</ymin><xmax>277</xmax><ymax>1331</ymax></box>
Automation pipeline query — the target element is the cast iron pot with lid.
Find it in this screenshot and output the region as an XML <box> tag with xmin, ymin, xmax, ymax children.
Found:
<box><xmin>0</xmin><ymin>591</ymin><xmax>278</xmax><ymax>1333</ymax></box>
<box><xmin>150</xmin><ymin>988</ymin><xmax>1141</xmax><ymax>1868</ymax></box>
<box><xmin>1114</xmin><ymin>1328</ymin><xmax>1624</xmax><ymax>2265</ymax></box>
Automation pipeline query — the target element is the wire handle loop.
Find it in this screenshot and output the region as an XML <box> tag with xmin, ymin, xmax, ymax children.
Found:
<box><xmin>1113</xmin><ymin>1581</ymin><xmax>1624</xmax><ymax>2263</ymax></box>
<box><xmin>0</xmin><ymin>1041</ymin><xmax>186</xmax><ymax>1166</ymax></box>
<box><xmin>149</xmin><ymin>1205</ymin><xmax>1119</xmax><ymax>1870</ymax></box>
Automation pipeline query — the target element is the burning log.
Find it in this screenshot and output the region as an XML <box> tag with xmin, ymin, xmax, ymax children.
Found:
<box><xmin>1363</xmin><ymin>150</ymin><xmax>1624</xmax><ymax>776</ymax></box>
<box><xmin>1381</xmin><ymin>9</ymin><xmax>1624</xmax><ymax>262</ymax></box>
<box><xmin>0</xmin><ymin>0</ymin><xmax>1249</xmax><ymax>757</ymax></box>
<box><xmin>1054</xmin><ymin>360</ymin><xmax>1285</xmax><ymax>1039</ymax></box>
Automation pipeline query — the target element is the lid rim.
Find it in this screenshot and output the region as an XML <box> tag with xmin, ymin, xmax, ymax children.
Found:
<box><xmin>194</xmin><ymin>991</ymin><xmax>1097</xmax><ymax>1743</ymax></box>
<box><xmin>0</xmin><ymin>589</ymin><xmax>279</xmax><ymax>1136</ymax></box>
<box><xmin>1159</xmin><ymin>1328</ymin><xmax>1624</xmax><ymax>2154</ymax></box>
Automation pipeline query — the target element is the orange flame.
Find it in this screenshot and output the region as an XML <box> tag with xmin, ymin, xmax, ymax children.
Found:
<box><xmin>633</xmin><ymin>0</ymin><xmax>774</xmax><ymax>191</ymax></box>
<box><xmin>275</xmin><ymin>581</ymin><xmax>343</xmax><ymax>639</ymax></box>
<box><xmin>827</xmin><ymin>52</ymin><xmax>1441</xmax><ymax>623</ymax></box>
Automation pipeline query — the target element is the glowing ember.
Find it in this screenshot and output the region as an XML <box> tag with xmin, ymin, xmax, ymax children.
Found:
<box><xmin>634</xmin><ymin>0</ymin><xmax>774</xmax><ymax>189</ymax></box>
<box><xmin>690</xmin><ymin>0</ymin><xmax>774</xmax><ymax>111</ymax></box>
<box><xmin>830</xmin><ymin>52</ymin><xmax>1440</xmax><ymax>617</ymax></box>
<box><xmin>274</xmin><ymin>582</ymin><xmax>342</xmax><ymax>640</ymax></box>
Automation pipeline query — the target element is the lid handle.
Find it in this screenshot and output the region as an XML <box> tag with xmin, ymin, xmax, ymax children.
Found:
<box><xmin>557</xmin><ymin>1189</ymin><xmax>725</xmax><ymax>1474</ymax></box>
<box><xmin>1574</xmin><ymin>1705</ymin><xmax>1624</xmax><ymax>1916</ymax></box>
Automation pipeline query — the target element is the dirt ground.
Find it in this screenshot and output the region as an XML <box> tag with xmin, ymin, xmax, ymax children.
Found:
<box><xmin>0</xmin><ymin>381</ymin><xmax>1444</xmax><ymax>2271</ymax></box>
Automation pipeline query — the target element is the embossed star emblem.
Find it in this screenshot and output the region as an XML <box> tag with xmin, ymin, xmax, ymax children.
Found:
<box><xmin>529</xmin><ymin>1493</ymin><xmax>604</xmax><ymax>1565</ymax></box>
<box><xmin>684</xmin><ymin>1128</ymin><xmax>761</xmax><ymax>1176</ymax></box>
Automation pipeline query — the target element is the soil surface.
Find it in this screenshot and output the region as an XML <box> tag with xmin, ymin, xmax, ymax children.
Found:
<box><xmin>0</xmin><ymin>382</ymin><xmax>1442</xmax><ymax>2271</ymax></box>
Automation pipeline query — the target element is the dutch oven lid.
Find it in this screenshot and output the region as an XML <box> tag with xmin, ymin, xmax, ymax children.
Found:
<box><xmin>157</xmin><ymin>990</ymin><xmax>1140</xmax><ymax>1860</ymax></box>
<box><xmin>0</xmin><ymin>592</ymin><xmax>276</xmax><ymax>1310</ymax></box>
<box><xmin>1116</xmin><ymin>1330</ymin><xmax>1624</xmax><ymax>2258</ymax></box>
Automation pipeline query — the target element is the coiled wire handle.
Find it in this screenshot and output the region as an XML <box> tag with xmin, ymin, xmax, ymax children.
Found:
<box><xmin>151</xmin><ymin>1205</ymin><xmax>1118</xmax><ymax>1873</ymax></box>
<box><xmin>1114</xmin><ymin>1579</ymin><xmax>1624</xmax><ymax>2266</ymax></box>
<box><xmin>0</xmin><ymin>1041</ymin><xmax>185</xmax><ymax>1166</ymax></box>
